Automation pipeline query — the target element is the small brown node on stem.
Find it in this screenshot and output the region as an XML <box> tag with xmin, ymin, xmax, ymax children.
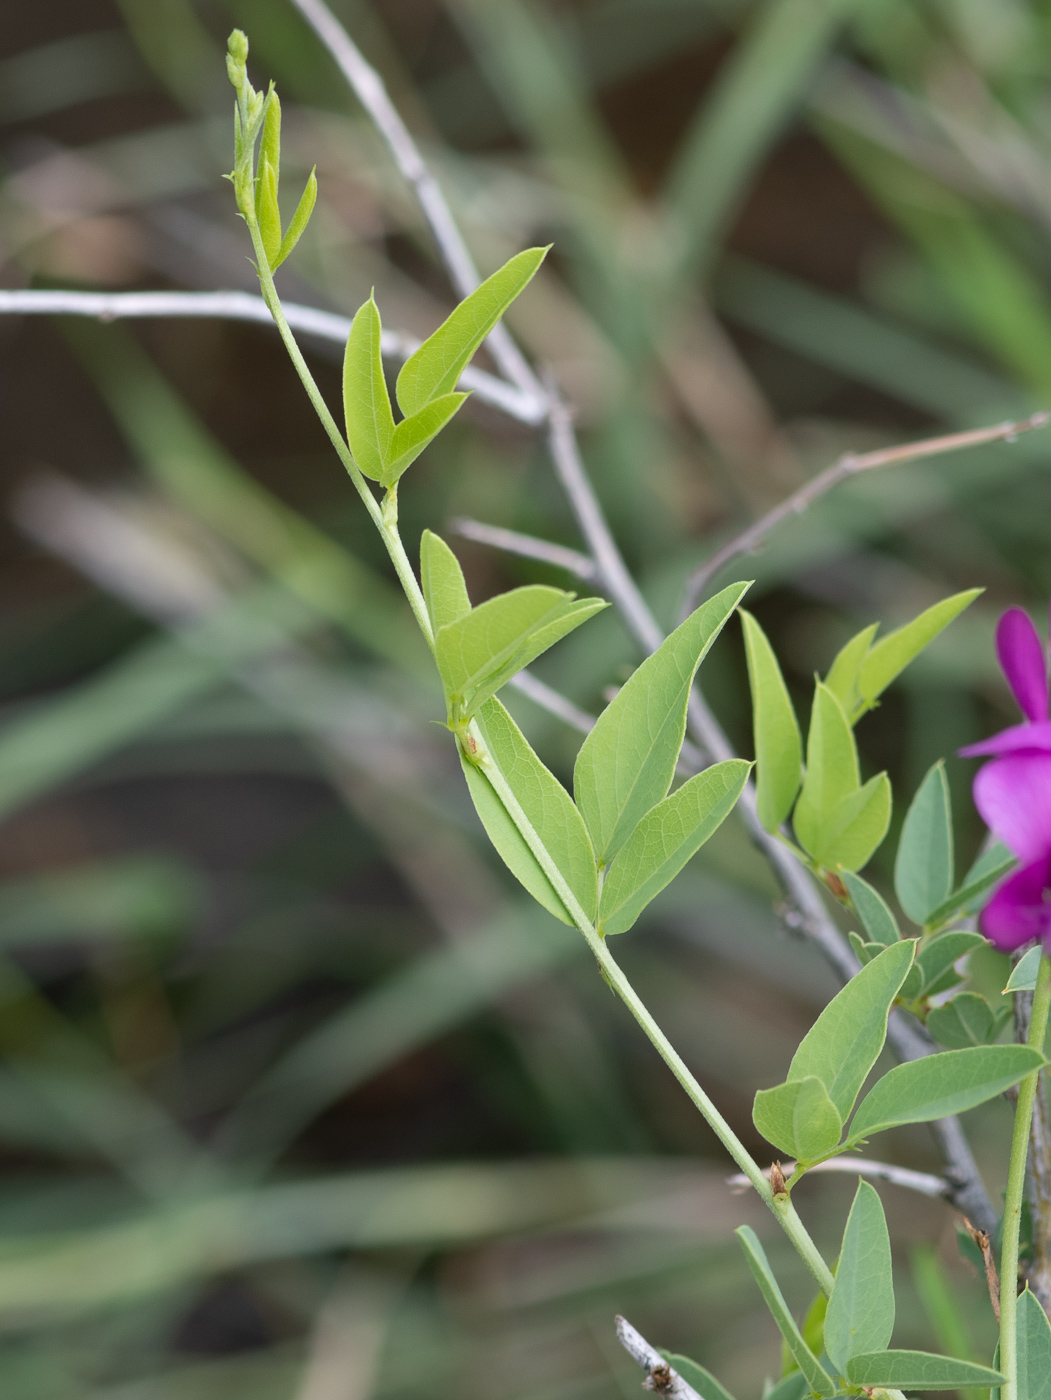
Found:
<box><xmin>644</xmin><ymin>1364</ymin><xmax>674</xmax><ymax>1397</ymax></box>
<box><xmin>770</xmin><ymin>1161</ymin><xmax>788</xmax><ymax>1197</ymax></box>
<box><xmin>962</xmin><ymin>1215</ymin><xmax>1001</xmax><ymax>1323</ymax></box>
<box><xmin>824</xmin><ymin>870</ymin><xmax>848</xmax><ymax>901</ymax></box>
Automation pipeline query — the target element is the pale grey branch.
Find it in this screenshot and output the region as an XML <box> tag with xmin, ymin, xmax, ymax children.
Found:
<box><xmin>615</xmin><ymin>1316</ymin><xmax>703</xmax><ymax>1400</ymax></box>
<box><xmin>451</xmin><ymin>517</ymin><xmax>597</xmax><ymax>580</ymax></box>
<box><xmin>0</xmin><ymin>288</ymin><xmax>544</xmax><ymax>424</ymax></box>
<box><xmin>727</xmin><ymin>1155</ymin><xmax>950</xmax><ymax>1200</ymax></box>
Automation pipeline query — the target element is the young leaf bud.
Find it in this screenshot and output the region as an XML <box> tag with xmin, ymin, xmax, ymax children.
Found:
<box><xmin>227</xmin><ymin>29</ymin><xmax>249</xmax><ymax>66</ymax></box>
<box><xmin>259</xmin><ymin>90</ymin><xmax>281</xmax><ymax>195</ymax></box>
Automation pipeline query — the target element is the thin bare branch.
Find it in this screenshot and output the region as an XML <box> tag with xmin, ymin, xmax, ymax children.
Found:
<box><xmin>286</xmin><ymin>0</ymin><xmax>542</xmax><ymax>403</ymax></box>
<box><xmin>509</xmin><ymin>671</ymin><xmax>595</xmax><ymax>734</ymax></box>
<box><xmin>680</xmin><ymin>412</ymin><xmax>1051</xmax><ymax>617</ymax></box>
<box><xmin>615</xmin><ymin>1316</ymin><xmax>702</xmax><ymax>1400</ymax></box>
<box><xmin>0</xmin><ymin>288</ymin><xmax>544</xmax><ymax>424</ymax></box>
<box><xmin>451</xmin><ymin>518</ymin><xmax>597</xmax><ymax>580</ymax></box>
<box><xmin>727</xmin><ymin>1155</ymin><xmax>951</xmax><ymax>1200</ymax></box>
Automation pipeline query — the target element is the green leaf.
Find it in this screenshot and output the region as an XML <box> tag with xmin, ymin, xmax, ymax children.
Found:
<box><xmin>824</xmin><ymin>1181</ymin><xmax>894</xmax><ymax>1374</ymax></box>
<box><xmin>752</xmin><ymin>1075</ymin><xmax>842</xmax><ymax>1160</ymax></box>
<box><xmin>460</xmin><ymin>697</ymin><xmax>597</xmax><ymax>925</ymax></box>
<box><xmin>857</xmin><ymin>589</ymin><xmax>983</xmax><ymax>708</ymax></box>
<box><xmin>847</xmin><ymin>1045</ymin><xmax>1046</xmax><ymax>1143</ymax></box>
<box><xmin>915</xmin><ymin>931</ymin><xmax>985</xmax><ymax>999</ymax></box>
<box><xmin>1017</xmin><ymin>1286</ymin><xmax>1051</xmax><ymax>1400</ymax></box>
<box><xmin>735</xmin><ymin>1227</ymin><xmax>836</xmax><ymax>1396</ymax></box>
<box><xmin>382</xmin><ymin>391</ymin><xmax>470</xmax><ymax>487</ymax></box>
<box><xmin>843</xmin><ymin>871</ymin><xmax>900</xmax><ymax>945</ymax></box>
<box><xmin>343</xmin><ymin>294</ymin><xmax>395</xmax><ymax>483</ymax></box>
<box><xmin>740</xmin><ymin>610</ymin><xmax>802</xmax><ymax>832</ymax></box>
<box><xmin>661</xmin><ymin>1354</ymin><xmax>737</xmax><ymax>1400</ymax></box>
<box><xmin>788</xmin><ymin>939</ymin><xmax>915</xmax><ymax>1121</ymax></box>
<box><xmin>762</xmin><ymin>1377</ymin><xmax>806</xmax><ymax>1400</ymax></box>
<box><xmin>895</xmin><ymin>761</ymin><xmax>954</xmax><ymax>925</ymax></box>
<box><xmin>574</xmin><ymin>582</ymin><xmax>748</xmax><ymax>866</ymax></box>
<box><xmin>847</xmin><ymin>1350</ymin><xmax>1003</xmax><ymax>1389</ymax></box>
<box><xmin>1007</xmin><ymin>946</ymin><xmax>1044</xmax><ymax>994</ymax></box>
<box><xmin>436</xmin><ymin>586</ymin><xmax>607</xmax><ymax>717</ymax></box>
<box><xmin>396</xmin><ymin>247</ymin><xmax>548</xmax><ymax>416</ymax></box>
<box><xmin>259</xmin><ymin>89</ymin><xmax>281</xmax><ymax>187</ymax></box>
<box><xmin>819</xmin><ymin>772</ymin><xmax>893</xmax><ymax>873</ymax></box>
<box><xmin>794</xmin><ymin>683</ymin><xmax>891</xmax><ymax>869</ymax></box>
<box><xmin>824</xmin><ymin>623</ymin><xmax>878</xmax><ymax>720</ymax></box>
<box><xmin>927</xmin><ymin>992</ymin><xmax>1007</xmax><ymax>1049</ymax></box>
<box><xmin>847</xmin><ymin>932</ymin><xmax>884</xmax><ymax>966</ymax></box>
<box><xmin>420</xmin><ymin>530</ymin><xmax>470</xmax><ymax>633</ymax></box>
<box><xmin>275</xmin><ymin>167</ymin><xmax>317</xmax><ymax>268</ymax></box>
<box><xmin>256</xmin><ymin>157</ymin><xmax>283</xmax><ymax>268</ymax></box>
<box><xmin>598</xmin><ymin>760</ymin><xmax>750</xmax><ymax>935</ymax></box>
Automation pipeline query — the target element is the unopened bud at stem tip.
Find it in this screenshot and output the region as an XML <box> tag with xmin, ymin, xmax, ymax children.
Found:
<box><xmin>228</xmin><ymin>29</ymin><xmax>249</xmax><ymax>64</ymax></box>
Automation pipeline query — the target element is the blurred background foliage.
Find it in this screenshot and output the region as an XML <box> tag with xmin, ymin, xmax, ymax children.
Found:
<box><xmin>0</xmin><ymin>0</ymin><xmax>1046</xmax><ymax>1394</ymax></box>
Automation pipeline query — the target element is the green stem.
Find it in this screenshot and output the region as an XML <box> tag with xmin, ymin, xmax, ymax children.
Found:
<box><xmin>244</xmin><ymin>212</ymin><xmax>435</xmax><ymax>651</ymax></box>
<box><xmin>1001</xmin><ymin>951</ymin><xmax>1051</xmax><ymax>1400</ymax></box>
<box><xmin>470</xmin><ymin>720</ymin><xmax>835</xmax><ymax>1298</ymax></box>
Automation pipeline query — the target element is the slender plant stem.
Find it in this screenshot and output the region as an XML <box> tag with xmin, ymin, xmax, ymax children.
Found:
<box><xmin>468</xmin><ymin>719</ymin><xmax>835</xmax><ymax>1297</ymax></box>
<box><xmin>1001</xmin><ymin>952</ymin><xmax>1051</xmax><ymax>1400</ymax></box>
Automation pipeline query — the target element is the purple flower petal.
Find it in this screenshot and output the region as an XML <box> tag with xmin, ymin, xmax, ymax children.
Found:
<box><xmin>972</xmin><ymin>753</ymin><xmax>1051</xmax><ymax>862</ymax></box>
<box><xmin>960</xmin><ymin>720</ymin><xmax>1051</xmax><ymax>758</ymax></box>
<box><xmin>980</xmin><ymin>853</ymin><xmax>1051</xmax><ymax>951</ymax></box>
<box><xmin>997</xmin><ymin>607</ymin><xmax>1048</xmax><ymax>723</ymax></box>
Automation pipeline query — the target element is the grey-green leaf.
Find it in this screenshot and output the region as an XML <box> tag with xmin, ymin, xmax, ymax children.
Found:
<box><xmin>662</xmin><ymin>1354</ymin><xmax>737</xmax><ymax>1400</ymax></box>
<box><xmin>824</xmin><ymin>1180</ymin><xmax>894</xmax><ymax>1374</ymax></box>
<box><xmin>599</xmin><ymin>760</ymin><xmax>750</xmax><ymax>935</ymax></box>
<box><xmin>275</xmin><ymin>167</ymin><xmax>317</xmax><ymax>268</ymax></box>
<box><xmin>818</xmin><ymin>771</ymin><xmax>892</xmax><ymax>873</ymax></box>
<box><xmin>915</xmin><ymin>931</ymin><xmax>985</xmax><ymax>998</ymax></box>
<box><xmin>420</xmin><ymin>530</ymin><xmax>471</xmax><ymax>633</ymax></box>
<box><xmin>1006</xmin><ymin>946</ymin><xmax>1044</xmax><ymax>994</ymax></box>
<box><xmin>927</xmin><ymin>992</ymin><xmax>1006</xmax><ymax>1049</ymax></box>
<box><xmin>461</xmin><ymin>697</ymin><xmax>597</xmax><ymax>925</ymax></box>
<box><xmin>857</xmin><ymin>589</ymin><xmax>982</xmax><ymax>708</ymax></box>
<box><xmin>847</xmin><ymin>1045</ymin><xmax>1046</xmax><ymax>1143</ymax></box>
<box><xmin>926</xmin><ymin>848</ymin><xmax>1015</xmax><ymax>929</ymax></box>
<box><xmin>1017</xmin><ymin>1286</ymin><xmax>1051</xmax><ymax>1400</ymax></box>
<box><xmin>396</xmin><ymin>247</ymin><xmax>548</xmax><ymax>417</ymax></box>
<box><xmin>740</xmin><ymin>609</ymin><xmax>801</xmax><ymax>832</ymax></box>
<box><xmin>436</xmin><ymin>586</ymin><xmax>607</xmax><ymax>716</ymax></box>
<box><xmin>824</xmin><ymin>622</ymin><xmax>878</xmax><ymax>721</ymax></box>
<box><xmin>847</xmin><ymin>1351</ymin><xmax>1003</xmax><ymax>1389</ymax></box>
<box><xmin>788</xmin><ymin>939</ymin><xmax>915</xmax><ymax>1120</ymax></box>
<box><xmin>735</xmin><ymin>1227</ymin><xmax>836</xmax><ymax>1397</ymax></box>
<box><xmin>752</xmin><ymin>1075</ymin><xmax>842</xmax><ymax>1160</ymax></box>
<box><xmin>343</xmin><ymin>294</ymin><xmax>395</xmax><ymax>483</ymax></box>
<box><xmin>843</xmin><ymin>870</ymin><xmax>900</xmax><ymax>945</ymax></box>
<box><xmin>895</xmin><ymin>761</ymin><xmax>954</xmax><ymax>925</ymax></box>
<box><xmin>382</xmin><ymin>391</ymin><xmax>470</xmax><ymax>487</ymax></box>
<box><xmin>574</xmin><ymin>582</ymin><xmax>749</xmax><ymax>866</ymax></box>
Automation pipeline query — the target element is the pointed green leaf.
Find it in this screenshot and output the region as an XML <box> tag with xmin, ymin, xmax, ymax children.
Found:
<box><xmin>735</xmin><ymin>1227</ymin><xmax>836</xmax><ymax>1396</ymax></box>
<box><xmin>275</xmin><ymin>166</ymin><xmax>317</xmax><ymax>268</ymax></box>
<box><xmin>396</xmin><ymin>247</ymin><xmax>548</xmax><ymax>416</ymax></box>
<box><xmin>843</xmin><ymin>871</ymin><xmax>900</xmax><ymax>945</ymax></box>
<box><xmin>928</xmin><ymin>992</ymin><xmax>1007</xmax><ymax>1049</ymax></box>
<box><xmin>752</xmin><ymin>1075</ymin><xmax>842</xmax><ymax>1160</ymax></box>
<box><xmin>662</xmin><ymin>1354</ymin><xmax>737</xmax><ymax>1400</ymax></box>
<box><xmin>926</xmin><ymin>848</ymin><xmax>1015</xmax><ymax>929</ymax></box>
<box><xmin>788</xmin><ymin>939</ymin><xmax>915</xmax><ymax>1120</ymax></box>
<box><xmin>762</xmin><ymin>1377</ymin><xmax>807</xmax><ymax>1400</ymax></box>
<box><xmin>824</xmin><ymin>1181</ymin><xmax>894</xmax><ymax>1374</ymax></box>
<box><xmin>343</xmin><ymin>294</ymin><xmax>395</xmax><ymax>482</ymax></box>
<box><xmin>437</xmin><ymin>586</ymin><xmax>606</xmax><ymax>717</ymax></box>
<box><xmin>825</xmin><ymin>623</ymin><xmax>878</xmax><ymax>721</ymax></box>
<box><xmin>848</xmin><ymin>932</ymin><xmax>883</xmax><ymax>966</ymax></box>
<box><xmin>848</xmin><ymin>1045</ymin><xmax>1046</xmax><ymax>1143</ymax></box>
<box><xmin>1007</xmin><ymin>946</ymin><xmax>1044</xmax><ymax>994</ymax></box>
<box><xmin>857</xmin><ymin>589</ymin><xmax>983</xmax><ymax>708</ymax></box>
<box><xmin>599</xmin><ymin>760</ymin><xmax>750</xmax><ymax>935</ymax></box>
<box><xmin>847</xmin><ymin>1350</ymin><xmax>1003</xmax><ymax>1389</ymax></box>
<box><xmin>895</xmin><ymin>761</ymin><xmax>954</xmax><ymax>925</ymax></box>
<box><xmin>420</xmin><ymin>530</ymin><xmax>470</xmax><ymax>633</ymax></box>
<box><xmin>1017</xmin><ymin>1286</ymin><xmax>1051</xmax><ymax>1400</ymax></box>
<box><xmin>461</xmin><ymin>697</ymin><xmax>597</xmax><ymax>925</ymax></box>
<box><xmin>256</xmin><ymin>157</ymin><xmax>282</xmax><ymax>267</ymax></box>
<box><xmin>819</xmin><ymin>772</ymin><xmax>892</xmax><ymax>872</ymax></box>
<box><xmin>381</xmin><ymin>392</ymin><xmax>470</xmax><ymax>487</ymax></box>
<box><xmin>793</xmin><ymin>683</ymin><xmax>860</xmax><ymax>863</ymax></box>
<box><xmin>259</xmin><ymin>89</ymin><xmax>281</xmax><ymax>188</ymax></box>
<box><xmin>740</xmin><ymin>610</ymin><xmax>802</xmax><ymax>832</ymax></box>
<box><xmin>915</xmin><ymin>932</ymin><xmax>985</xmax><ymax>999</ymax></box>
<box><xmin>574</xmin><ymin>582</ymin><xmax>749</xmax><ymax>866</ymax></box>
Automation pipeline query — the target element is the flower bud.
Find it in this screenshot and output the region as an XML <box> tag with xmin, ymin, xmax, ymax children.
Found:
<box><xmin>227</xmin><ymin>29</ymin><xmax>249</xmax><ymax>65</ymax></box>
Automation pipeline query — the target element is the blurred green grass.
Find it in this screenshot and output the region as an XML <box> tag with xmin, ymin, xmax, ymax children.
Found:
<box><xmin>0</xmin><ymin>0</ymin><xmax>1043</xmax><ymax>1394</ymax></box>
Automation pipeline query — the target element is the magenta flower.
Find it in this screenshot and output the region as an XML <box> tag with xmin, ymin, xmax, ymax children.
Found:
<box><xmin>959</xmin><ymin>606</ymin><xmax>1051</xmax><ymax>949</ymax></box>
